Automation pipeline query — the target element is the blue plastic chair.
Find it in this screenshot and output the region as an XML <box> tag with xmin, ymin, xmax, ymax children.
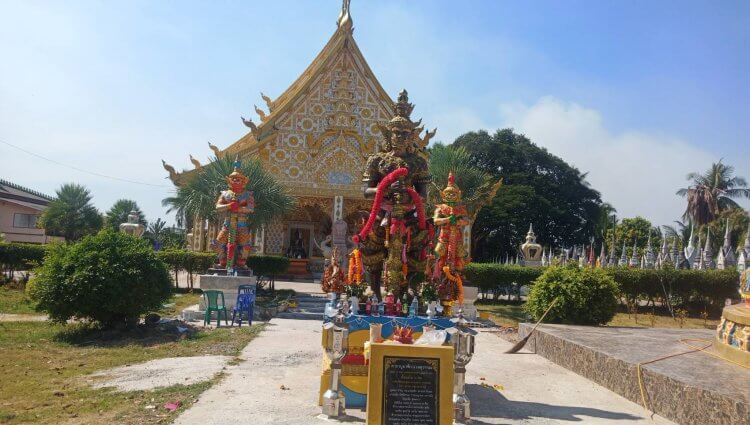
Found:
<box><xmin>232</xmin><ymin>285</ymin><xmax>256</xmax><ymax>326</ymax></box>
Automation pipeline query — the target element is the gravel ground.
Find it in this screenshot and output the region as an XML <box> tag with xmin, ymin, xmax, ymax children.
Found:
<box><xmin>88</xmin><ymin>355</ymin><xmax>232</xmax><ymax>392</ymax></box>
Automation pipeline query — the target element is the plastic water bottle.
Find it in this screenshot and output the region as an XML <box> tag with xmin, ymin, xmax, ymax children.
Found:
<box><xmin>409</xmin><ymin>296</ymin><xmax>418</xmax><ymax>317</ymax></box>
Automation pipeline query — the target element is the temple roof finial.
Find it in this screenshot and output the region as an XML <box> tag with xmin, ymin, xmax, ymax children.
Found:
<box><xmin>336</xmin><ymin>0</ymin><xmax>353</xmax><ymax>31</ymax></box>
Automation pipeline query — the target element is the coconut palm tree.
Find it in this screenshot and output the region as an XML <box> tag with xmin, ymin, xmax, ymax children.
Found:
<box><xmin>427</xmin><ymin>143</ymin><xmax>502</xmax><ymax>218</ymax></box>
<box><xmin>594</xmin><ymin>202</ymin><xmax>617</xmax><ymax>242</ymax></box>
<box><xmin>162</xmin><ymin>155</ymin><xmax>294</xmax><ymax>230</ymax></box>
<box><xmin>661</xmin><ymin>220</ymin><xmax>692</xmax><ymax>246</ymax></box>
<box><xmin>104</xmin><ymin>199</ymin><xmax>146</xmax><ymax>231</ymax></box>
<box><xmin>676</xmin><ymin>160</ymin><xmax>750</xmax><ymax>225</ymax></box>
<box><xmin>38</xmin><ymin>183</ymin><xmax>103</xmax><ymax>241</ymax></box>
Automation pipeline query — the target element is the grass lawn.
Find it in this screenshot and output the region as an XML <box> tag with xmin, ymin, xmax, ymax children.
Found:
<box><xmin>0</xmin><ymin>320</ymin><xmax>263</xmax><ymax>424</ymax></box>
<box><xmin>0</xmin><ymin>287</ymin><xmax>202</xmax><ymax>318</ymax></box>
<box><xmin>475</xmin><ymin>300</ymin><xmax>529</xmax><ymax>328</ymax></box>
<box><xmin>0</xmin><ymin>286</ymin><xmax>38</xmax><ymax>315</ymax></box>
<box><xmin>476</xmin><ymin>300</ymin><xmax>719</xmax><ymax>330</ymax></box>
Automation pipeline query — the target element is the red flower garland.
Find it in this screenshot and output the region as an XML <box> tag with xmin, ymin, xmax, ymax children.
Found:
<box><xmin>352</xmin><ymin>167</ymin><xmax>409</xmax><ymax>244</ymax></box>
<box><xmin>405</xmin><ymin>187</ymin><xmax>427</xmax><ymax>230</ymax></box>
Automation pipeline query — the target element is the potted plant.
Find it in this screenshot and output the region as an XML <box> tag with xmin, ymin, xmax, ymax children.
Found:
<box><xmin>419</xmin><ymin>281</ymin><xmax>440</xmax><ymax>316</ymax></box>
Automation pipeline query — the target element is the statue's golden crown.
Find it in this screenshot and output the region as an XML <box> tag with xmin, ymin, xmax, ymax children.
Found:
<box><xmin>441</xmin><ymin>172</ymin><xmax>462</xmax><ymax>202</ymax></box>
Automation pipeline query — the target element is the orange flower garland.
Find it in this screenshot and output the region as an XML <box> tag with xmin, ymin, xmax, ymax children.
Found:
<box><xmin>348</xmin><ymin>248</ymin><xmax>363</xmax><ymax>285</ymax></box>
<box><xmin>442</xmin><ymin>265</ymin><xmax>464</xmax><ymax>304</ymax></box>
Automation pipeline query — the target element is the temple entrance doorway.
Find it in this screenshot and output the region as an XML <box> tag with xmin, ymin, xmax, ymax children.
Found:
<box><xmin>282</xmin><ymin>202</ymin><xmax>333</xmax><ymax>279</ymax></box>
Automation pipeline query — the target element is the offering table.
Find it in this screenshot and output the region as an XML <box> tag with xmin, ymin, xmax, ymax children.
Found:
<box><xmin>319</xmin><ymin>314</ymin><xmax>454</xmax><ymax>408</ymax></box>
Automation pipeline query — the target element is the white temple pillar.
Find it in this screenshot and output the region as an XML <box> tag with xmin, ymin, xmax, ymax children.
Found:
<box><xmin>464</xmin><ymin>221</ymin><xmax>472</xmax><ymax>260</ymax></box>
<box><xmin>333</xmin><ymin>195</ymin><xmax>344</xmax><ymax>222</ymax></box>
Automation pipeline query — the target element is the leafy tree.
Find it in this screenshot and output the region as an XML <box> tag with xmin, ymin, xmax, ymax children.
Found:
<box><xmin>676</xmin><ymin>160</ymin><xmax>750</xmax><ymax>225</ymax></box>
<box><xmin>38</xmin><ymin>183</ymin><xmax>103</xmax><ymax>242</ymax></box>
<box><xmin>698</xmin><ymin>208</ymin><xmax>750</xmax><ymax>253</ymax></box>
<box><xmin>162</xmin><ymin>155</ymin><xmax>294</xmax><ymax>230</ymax></box>
<box><xmin>104</xmin><ymin>199</ymin><xmax>146</xmax><ymax>231</ymax></box>
<box><xmin>29</xmin><ymin>230</ymin><xmax>171</xmax><ymax>328</ymax></box>
<box><xmin>427</xmin><ymin>142</ymin><xmax>503</xmax><ymax>217</ymax></box>
<box><xmin>604</xmin><ymin>216</ymin><xmax>662</xmax><ymax>256</ymax></box>
<box><xmin>453</xmin><ymin>129</ymin><xmax>603</xmax><ymax>261</ymax></box>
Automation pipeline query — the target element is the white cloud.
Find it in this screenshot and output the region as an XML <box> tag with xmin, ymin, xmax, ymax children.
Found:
<box><xmin>496</xmin><ymin>96</ymin><xmax>742</xmax><ymax>226</ymax></box>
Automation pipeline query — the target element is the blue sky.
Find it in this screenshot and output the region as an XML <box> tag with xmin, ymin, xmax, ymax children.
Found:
<box><xmin>1</xmin><ymin>0</ymin><xmax>748</xmax><ymax>227</ymax></box>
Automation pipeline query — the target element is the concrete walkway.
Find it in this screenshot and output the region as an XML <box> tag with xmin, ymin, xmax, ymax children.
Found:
<box><xmin>175</xmin><ymin>317</ymin><xmax>674</xmax><ymax>425</ymax></box>
<box><xmin>0</xmin><ymin>313</ymin><xmax>46</xmax><ymax>322</ymax></box>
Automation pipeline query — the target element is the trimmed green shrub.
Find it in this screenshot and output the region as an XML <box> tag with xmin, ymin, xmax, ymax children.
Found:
<box><xmin>463</xmin><ymin>263</ymin><xmax>544</xmax><ymax>293</ymax></box>
<box><xmin>29</xmin><ymin>230</ymin><xmax>171</xmax><ymax>327</ymax></box>
<box><xmin>465</xmin><ymin>262</ymin><xmax>739</xmax><ymax>313</ymax></box>
<box><xmin>526</xmin><ymin>265</ymin><xmax>619</xmax><ymax>325</ymax></box>
<box><xmin>246</xmin><ymin>255</ymin><xmax>289</xmax><ymax>276</ymax></box>
<box><xmin>156</xmin><ymin>250</ymin><xmax>214</xmax><ymax>288</ymax></box>
<box><xmin>606</xmin><ymin>267</ymin><xmax>738</xmax><ymax>313</ymax></box>
<box><xmin>0</xmin><ymin>243</ymin><xmax>48</xmax><ymax>278</ymax></box>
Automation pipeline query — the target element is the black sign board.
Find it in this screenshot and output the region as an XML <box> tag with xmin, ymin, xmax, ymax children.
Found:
<box><xmin>382</xmin><ymin>356</ymin><xmax>440</xmax><ymax>425</ymax></box>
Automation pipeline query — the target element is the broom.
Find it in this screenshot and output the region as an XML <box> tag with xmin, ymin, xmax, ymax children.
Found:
<box><xmin>505</xmin><ymin>297</ymin><xmax>558</xmax><ymax>354</ymax></box>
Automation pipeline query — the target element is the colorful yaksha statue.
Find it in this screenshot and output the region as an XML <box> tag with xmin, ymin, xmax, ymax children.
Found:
<box><xmin>433</xmin><ymin>173</ymin><xmax>470</xmax><ymax>307</ymax></box>
<box><xmin>433</xmin><ymin>172</ymin><xmax>470</xmax><ymax>274</ymax></box>
<box><xmin>213</xmin><ymin>159</ymin><xmax>255</xmax><ymax>271</ymax></box>
<box><xmin>353</xmin><ymin>90</ymin><xmax>434</xmax><ymax>300</ymax></box>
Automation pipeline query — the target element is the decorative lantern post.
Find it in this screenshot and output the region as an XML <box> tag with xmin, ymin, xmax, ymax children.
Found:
<box><xmin>321</xmin><ymin>305</ymin><xmax>349</xmax><ymax>419</ymax></box>
<box><xmin>119</xmin><ymin>211</ymin><xmax>145</xmax><ymax>238</ymax></box>
<box><xmin>448</xmin><ymin>308</ymin><xmax>476</xmax><ymax>424</ymax></box>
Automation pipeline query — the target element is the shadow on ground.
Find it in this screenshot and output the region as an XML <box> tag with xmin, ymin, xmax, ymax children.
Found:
<box><xmin>53</xmin><ymin>321</ymin><xmax>198</xmax><ymax>347</ymax></box>
<box><xmin>467</xmin><ymin>384</ymin><xmax>643</xmax><ymax>423</ymax></box>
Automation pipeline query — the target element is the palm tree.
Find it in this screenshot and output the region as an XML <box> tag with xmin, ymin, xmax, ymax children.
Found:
<box><xmin>594</xmin><ymin>202</ymin><xmax>617</xmax><ymax>243</ymax></box>
<box><xmin>38</xmin><ymin>183</ymin><xmax>103</xmax><ymax>241</ymax></box>
<box><xmin>428</xmin><ymin>143</ymin><xmax>503</xmax><ymax>258</ymax></box>
<box><xmin>661</xmin><ymin>220</ymin><xmax>692</xmax><ymax>246</ymax></box>
<box><xmin>162</xmin><ymin>155</ymin><xmax>294</xmax><ymax>230</ymax></box>
<box><xmin>146</xmin><ymin>218</ymin><xmax>167</xmax><ymax>239</ymax></box>
<box><xmin>676</xmin><ymin>160</ymin><xmax>750</xmax><ymax>225</ymax></box>
<box><xmin>144</xmin><ymin>218</ymin><xmax>167</xmax><ymax>245</ymax></box>
<box><xmin>428</xmin><ymin>143</ymin><xmax>502</xmax><ymax>218</ymax></box>
<box><xmin>105</xmin><ymin>199</ymin><xmax>146</xmax><ymax>231</ymax></box>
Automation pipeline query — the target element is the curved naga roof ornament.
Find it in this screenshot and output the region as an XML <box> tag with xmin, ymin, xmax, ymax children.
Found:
<box><xmin>189</xmin><ymin>154</ymin><xmax>202</xmax><ymax>170</ymax></box>
<box><xmin>260</xmin><ymin>92</ymin><xmax>274</xmax><ymax>112</ymax></box>
<box><xmin>241</xmin><ymin>116</ymin><xmax>261</xmax><ymax>138</ymax></box>
<box><xmin>208</xmin><ymin>141</ymin><xmax>221</xmax><ymax>157</ymax></box>
<box><xmin>161</xmin><ymin>160</ymin><xmax>178</xmax><ymax>183</ymax></box>
<box><xmin>253</xmin><ymin>104</ymin><xmax>268</xmax><ymax>122</ymax></box>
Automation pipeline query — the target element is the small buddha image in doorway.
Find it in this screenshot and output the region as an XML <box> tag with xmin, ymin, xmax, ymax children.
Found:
<box><xmin>286</xmin><ymin>227</ymin><xmax>310</xmax><ymax>259</ymax></box>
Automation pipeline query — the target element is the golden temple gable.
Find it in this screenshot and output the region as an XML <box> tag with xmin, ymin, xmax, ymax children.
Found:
<box><xmin>168</xmin><ymin>3</ymin><xmax>396</xmax><ymax>271</ymax></box>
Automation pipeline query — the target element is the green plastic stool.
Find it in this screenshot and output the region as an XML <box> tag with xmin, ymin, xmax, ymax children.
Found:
<box><xmin>203</xmin><ymin>290</ymin><xmax>229</xmax><ymax>327</ymax></box>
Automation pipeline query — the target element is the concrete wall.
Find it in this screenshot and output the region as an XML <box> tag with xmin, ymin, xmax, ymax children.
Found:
<box><xmin>0</xmin><ymin>200</ymin><xmax>51</xmax><ymax>244</ymax></box>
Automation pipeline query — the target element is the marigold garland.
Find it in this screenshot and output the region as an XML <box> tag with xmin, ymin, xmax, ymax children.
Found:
<box><xmin>442</xmin><ymin>265</ymin><xmax>464</xmax><ymax>304</ymax></box>
<box><xmin>347</xmin><ymin>248</ymin><xmax>363</xmax><ymax>285</ymax></box>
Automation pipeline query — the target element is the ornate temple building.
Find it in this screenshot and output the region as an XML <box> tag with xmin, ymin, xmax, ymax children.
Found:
<box><xmin>164</xmin><ymin>2</ymin><xmax>401</xmax><ymax>272</ymax></box>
